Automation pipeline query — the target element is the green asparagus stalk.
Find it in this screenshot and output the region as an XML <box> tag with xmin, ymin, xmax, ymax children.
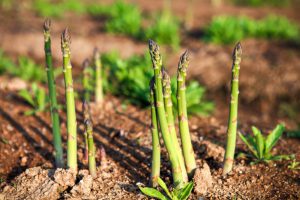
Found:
<box><xmin>93</xmin><ymin>48</ymin><xmax>103</xmax><ymax>105</ymax></box>
<box><xmin>83</xmin><ymin>101</ymin><xmax>97</xmax><ymax>177</ymax></box>
<box><xmin>223</xmin><ymin>42</ymin><xmax>242</xmax><ymax>175</ymax></box>
<box><xmin>82</xmin><ymin>59</ymin><xmax>91</xmax><ymax>102</ymax></box>
<box><xmin>148</xmin><ymin>40</ymin><xmax>184</xmax><ymax>188</ymax></box>
<box><xmin>149</xmin><ymin>78</ymin><xmax>161</xmax><ymax>187</ymax></box>
<box><xmin>85</xmin><ymin>119</ymin><xmax>97</xmax><ymax>177</ymax></box>
<box><xmin>162</xmin><ymin>69</ymin><xmax>188</xmax><ymax>182</ymax></box>
<box><xmin>82</xmin><ymin>100</ymin><xmax>90</xmax><ymax>161</ymax></box>
<box><xmin>61</xmin><ymin>28</ymin><xmax>77</xmax><ymax>171</ymax></box>
<box><xmin>43</xmin><ymin>19</ymin><xmax>64</xmax><ymax>168</ymax></box>
<box><xmin>177</xmin><ymin>50</ymin><xmax>196</xmax><ymax>177</ymax></box>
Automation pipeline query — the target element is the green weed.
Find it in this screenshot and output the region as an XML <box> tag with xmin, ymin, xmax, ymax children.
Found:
<box><xmin>33</xmin><ymin>0</ymin><xmax>85</xmax><ymax>18</ymax></box>
<box><xmin>101</xmin><ymin>52</ymin><xmax>213</xmax><ymax>116</ymax></box>
<box><xmin>204</xmin><ymin>15</ymin><xmax>299</xmax><ymax>44</ymax></box>
<box><xmin>139</xmin><ymin>177</ymin><xmax>193</xmax><ymax>200</ymax></box>
<box><xmin>239</xmin><ymin>124</ymin><xmax>292</xmax><ymax>163</ymax></box>
<box><xmin>0</xmin><ymin>51</ymin><xmax>46</xmax><ymax>82</ymax></box>
<box><xmin>288</xmin><ymin>156</ymin><xmax>300</xmax><ymax>170</ymax></box>
<box><xmin>18</xmin><ymin>83</ymin><xmax>48</xmax><ymax>115</ymax></box>
<box><xmin>232</xmin><ymin>0</ymin><xmax>290</xmax><ymax>7</ymax></box>
<box><xmin>104</xmin><ymin>0</ymin><xmax>142</xmax><ymax>37</ymax></box>
<box><xmin>144</xmin><ymin>13</ymin><xmax>180</xmax><ymax>49</ymax></box>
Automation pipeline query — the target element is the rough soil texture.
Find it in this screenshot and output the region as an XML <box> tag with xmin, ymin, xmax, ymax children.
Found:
<box><xmin>0</xmin><ymin>0</ymin><xmax>300</xmax><ymax>199</ymax></box>
<box><xmin>0</xmin><ymin>84</ymin><xmax>299</xmax><ymax>199</ymax></box>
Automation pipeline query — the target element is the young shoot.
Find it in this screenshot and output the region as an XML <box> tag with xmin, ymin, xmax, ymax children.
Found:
<box><xmin>239</xmin><ymin>124</ymin><xmax>292</xmax><ymax>164</ymax></box>
<box><xmin>18</xmin><ymin>83</ymin><xmax>48</xmax><ymax>115</ymax></box>
<box><xmin>139</xmin><ymin>177</ymin><xmax>193</xmax><ymax>200</ymax></box>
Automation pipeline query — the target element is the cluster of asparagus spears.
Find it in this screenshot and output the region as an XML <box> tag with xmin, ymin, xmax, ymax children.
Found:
<box><xmin>149</xmin><ymin>40</ymin><xmax>242</xmax><ymax>187</ymax></box>
<box><xmin>148</xmin><ymin>40</ymin><xmax>196</xmax><ymax>188</ymax></box>
<box><xmin>43</xmin><ymin>19</ymin><xmax>98</xmax><ymax>176</ymax></box>
<box><xmin>43</xmin><ymin>18</ymin><xmax>242</xmax><ymax>187</ymax></box>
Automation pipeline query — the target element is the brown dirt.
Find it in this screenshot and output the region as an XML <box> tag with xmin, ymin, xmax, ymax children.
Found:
<box><xmin>0</xmin><ymin>0</ymin><xmax>300</xmax><ymax>199</ymax></box>
<box><xmin>0</xmin><ymin>81</ymin><xmax>299</xmax><ymax>199</ymax></box>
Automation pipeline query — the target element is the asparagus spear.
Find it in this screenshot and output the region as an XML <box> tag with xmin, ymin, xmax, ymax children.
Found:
<box><xmin>82</xmin><ymin>59</ymin><xmax>91</xmax><ymax>102</ymax></box>
<box><xmin>223</xmin><ymin>42</ymin><xmax>242</xmax><ymax>175</ymax></box>
<box><xmin>162</xmin><ymin>69</ymin><xmax>188</xmax><ymax>182</ymax></box>
<box><xmin>93</xmin><ymin>48</ymin><xmax>103</xmax><ymax>105</ymax></box>
<box><xmin>82</xmin><ymin>100</ymin><xmax>90</xmax><ymax>161</ymax></box>
<box><xmin>61</xmin><ymin>28</ymin><xmax>77</xmax><ymax>171</ymax></box>
<box><xmin>149</xmin><ymin>78</ymin><xmax>161</xmax><ymax>187</ymax></box>
<box><xmin>43</xmin><ymin>19</ymin><xmax>64</xmax><ymax>168</ymax></box>
<box><xmin>177</xmin><ymin>50</ymin><xmax>196</xmax><ymax>177</ymax></box>
<box><xmin>82</xmin><ymin>101</ymin><xmax>97</xmax><ymax>177</ymax></box>
<box><xmin>148</xmin><ymin>40</ymin><xmax>185</xmax><ymax>188</ymax></box>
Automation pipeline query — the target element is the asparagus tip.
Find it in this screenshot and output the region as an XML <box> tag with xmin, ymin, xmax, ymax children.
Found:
<box><xmin>93</xmin><ymin>47</ymin><xmax>100</xmax><ymax>60</ymax></box>
<box><xmin>82</xmin><ymin>59</ymin><xmax>90</xmax><ymax>69</ymax></box>
<box><xmin>180</xmin><ymin>49</ymin><xmax>190</xmax><ymax>64</ymax></box>
<box><xmin>61</xmin><ymin>28</ymin><xmax>71</xmax><ymax>44</ymax></box>
<box><xmin>233</xmin><ymin>42</ymin><xmax>242</xmax><ymax>64</ymax></box>
<box><xmin>85</xmin><ymin>118</ymin><xmax>93</xmax><ymax>130</ymax></box>
<box><xmin>43</xmin><ymin>18</ymin><xmax>51</xmax><ymax>31</ymax></box>
<box><xmin>148</xmin><ymin>39</ymin><xmax>159</xmax><ymax>53</ymax></box>
<box><xmin>178</xmin><ymin>49</ymin><xmax>190</xmax><ymax>73</ymax></box>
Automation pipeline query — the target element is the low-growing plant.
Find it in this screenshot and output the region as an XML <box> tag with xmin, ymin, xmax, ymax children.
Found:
<box><xmin>288</xmin><ymin>156</ymin><xmax>300</xmax><ymax>170</ymax></box>
<box><xmin>232</xmin><ymin>0</ymin><xmax>290</xmax><ymax>7</ymax></box>
<box><xmin>239</xmin><ymin>124</ymin><xmax>292</xmax><ymax>163</ymax></box>
<box><xmin>104</xmin><ymin>0</ymin><xmax>142</xmax><ymax>37</ymax></box>
<box><xmin>101</xmin><ymin>52</ymin><xmax>213</xmax><ymax>116</ymax></box>
<box><xmin>204</xmin><ymin>15</ymin><xmax>299</xmax><ymax>44</ymax></box>
<box><xmin>144</xmin><ymin>13</ymin><xmax>180</xmax><ymax>49</ymax></box>
<box><xmin>18</xmin><ymin>83</ymin><xmax>48</xmax><ymax>115</ymax></box>
<box><xmin>139</xmin><ymin>177</ymin><xmax>193</xmax><ymax>200</ymax></box>
<box><xmin>0</xmin><ymin>50</ymin><xmax>15</xmax><ymax>75</ymax></box>
<box><xmin>33</xmin><ymin>0</ymin><xmax>85</xmax><ymax>18</ymax></box>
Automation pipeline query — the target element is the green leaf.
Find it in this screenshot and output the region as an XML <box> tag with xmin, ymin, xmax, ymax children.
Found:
<box><xmin>177</xmin><ymin>181</ymin><xmax>193</xmax><ymax>200</ymax></box>
<box><xmin>36</xmin><ymin>87</ymin><xmax>46</xmax><ymax>111</ymax></box>
<box><xmin>138</xmin><ymin>186</ymin><xmax>169</xmax><ymax>200</ymax></box>
<box><xmin>255</xmin><ymin>130</ymin><xmax>265</xmax><ymax>159</ymax></box>
<box><xmin>265</xmin><ymin>124</ymin><xmax>285</xmax><ymax>154</ymax></box>
<box><xmin>251</xmin><ymin>126</ymin><xmax>261</xmax><ymax>136</ymax></box>
<box><xmin>24</xmin><ymin>109</ymin><xmax>36</xmax><ymax>116</ymax></box>
<box><xmin>157</xmin><ymin>177</ymin><xmax>172</xmax><ymax>199</ymax></box>
<box><xmin>269</xmin><ymin>154</ymin><xmax>292</xmax><ymax>161</ymax></box>
<box><xmin>238</xmin><ymin>132</ymin><xmax>258</xmax><ymax>158</ymax></box>
<box><xmin>18</xmin><ymin>90</ymin><xmax>35</xmax><ymax>107</ymax></box>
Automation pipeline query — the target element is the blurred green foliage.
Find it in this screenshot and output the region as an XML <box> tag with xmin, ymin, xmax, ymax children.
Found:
<box><xmin>0</xmin><ymin>50</ymin><xmax>46</xmax><ymax>82</ymax></box>
<box><xmin>232</xmin><ymin>0</ymin><xmax>290</xmax><ymax>7</ymax></box>
<box><xmin>33</xmin><ymin>0</ymin><xmax>85</xmax><ymax>18</ymax></box>
<box><xmin>18</xmin><ymin>83</ymin><xmax>48</xmax><ymax>115</ymax></box>
<box><xmin>144</xmin><ymin>13</ymin><xmax>180</xmax><ymax>49</ymax></box>
<box><xmin>101</xmin><ymin>52</ymin><xmax>214</xmax><ymax>116</ymax></box>
<box><xmin>204</xmin><ymin>15</ymin><xmax>300</xmax><ymax>44</ymax></box>
<box><xmin>88</xmin><ymin>1</ymin><xmax>180</xmax><ymax>48</ymax></box>
<box><xmin>103</xmin><ymin>1</ymin><xmax>142</xmax><ymax>37</ymax></box>
<box><xmin>1</xmin><ymin>0</ymin><xmax>181</xmax><ymax>48</ymax></box>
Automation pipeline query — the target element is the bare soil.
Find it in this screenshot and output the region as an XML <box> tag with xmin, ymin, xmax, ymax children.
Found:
<box><xmin>0</xmin><ymin>0</ymin><xmax>300</xmax><ymax>199</ymax></box>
